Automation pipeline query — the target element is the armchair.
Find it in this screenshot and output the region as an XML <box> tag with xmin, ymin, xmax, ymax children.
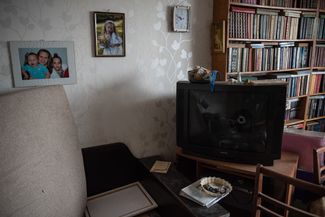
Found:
<box><xmin>0</xmin><ymin>85</ymin><xmax>86</xmax><ymax>217</ymax></box>
<box><xmin>0</xmin><ymin>85</ymin><xmax>192</xmax><ymax>217</ymax></box>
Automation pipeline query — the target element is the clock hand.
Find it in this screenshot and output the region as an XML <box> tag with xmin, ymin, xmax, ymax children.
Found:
<box><xmin>176</xmin><ymin>15</ymin><xmax>184</xmax><ymax>20</ymax></box>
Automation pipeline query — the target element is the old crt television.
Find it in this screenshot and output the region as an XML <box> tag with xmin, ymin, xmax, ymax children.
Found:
<box><xmin>176</xmin><ymin>81</ymin><xmax>287</xmax><ymax>166</ymax></box>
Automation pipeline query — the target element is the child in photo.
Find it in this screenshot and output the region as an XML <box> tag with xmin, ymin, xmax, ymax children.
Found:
<box><xmin>22</xmin><ymin>52</ymin><xmax>50</xmax><ymax>79</ymax></box>
<box><xmin>99</xmin><ymin>20</ymin><xmax>123</xmax><ymax>55</ymax></box>
<box><xmin>50</xmin><ymin>53</ymin><xmax>69</xmax><ymax>78</ymax></box>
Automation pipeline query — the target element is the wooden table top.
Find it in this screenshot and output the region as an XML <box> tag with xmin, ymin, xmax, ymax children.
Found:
<box><xmin>176</xmin><ymin>147</ymin><xmax>299</xmax><ymax>178</ymax></box>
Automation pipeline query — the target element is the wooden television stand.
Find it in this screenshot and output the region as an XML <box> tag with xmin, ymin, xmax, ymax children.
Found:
<box><xmin>176</xmin><ymin>147</ymin><xmax>299</xmax><ymax>211</ymax></box>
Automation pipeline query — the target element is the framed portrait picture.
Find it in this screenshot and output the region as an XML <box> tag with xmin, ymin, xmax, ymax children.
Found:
<box><xmin>173</xmin><ymin>6</ymin><xmax>190</xmax><ymax>32</ymax></box>
<box><xmin>93</xmin><ymin>11</ymin><xmax>125</xmax><ymax>57</ymax></box>
<box><xmin>9</xmin><ymin>41</ymin><xmax>77</xmax><ymax>88</ymax></box>
<box><xmin>212</xmin><ymin>21</ymin><xmax>226</xmax><ymax>53</ymax></box>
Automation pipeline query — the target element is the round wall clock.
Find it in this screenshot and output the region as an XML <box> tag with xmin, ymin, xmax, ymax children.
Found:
<box><xmin>173</xmin><ymin>6</ymin><xmax>190</xmax><ymax>32</ymax></box>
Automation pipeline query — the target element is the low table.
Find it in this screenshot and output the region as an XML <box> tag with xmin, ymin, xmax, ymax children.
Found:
<box><xmin>140</xmin><ymin>156</ymin><xmax>230</xmax><ymax>217</ymax></box>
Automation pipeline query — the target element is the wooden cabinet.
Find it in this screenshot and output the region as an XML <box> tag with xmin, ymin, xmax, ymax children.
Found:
<box><xmin>212</xmin><ymin>0</ymin><xmax>325</xmax><ymax>131</ymax></box>
<box><xmin>176</xmin><ymin>147</ymin><xmax>299</xmax><ymax>216</ymax></box>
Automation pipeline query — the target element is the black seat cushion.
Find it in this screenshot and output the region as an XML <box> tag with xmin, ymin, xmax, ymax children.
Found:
<box><xmin>82</xmin><ymin>142</ymin><xmax>148</xmax><ymax>196</ymax></box>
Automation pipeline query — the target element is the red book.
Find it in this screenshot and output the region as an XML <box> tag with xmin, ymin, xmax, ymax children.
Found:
<box><xmin>231</xmin><ymin>6</ymin><xmax>255</xmax><ymax>14</ymax></box>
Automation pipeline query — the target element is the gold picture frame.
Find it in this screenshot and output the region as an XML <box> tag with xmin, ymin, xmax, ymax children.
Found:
<box><xmin>212</xmin><ymin>20</ymin><xmax>225</xmax><ymax>53</ymax></box>
<box><xmin>93</xmin><ymin>11</ymin><xmax>125</xmax><ymax>57</ymax></box>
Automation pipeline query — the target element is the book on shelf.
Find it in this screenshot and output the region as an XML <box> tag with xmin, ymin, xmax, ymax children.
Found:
<box><xmin>279</xmin><ymin>42</ymin><xmax>295</xmax><ymax>47</ymax></box>
<box><xmin>308</xmin><ymin>95</ymin><xmax>325</xmax><ymax>119</ymax></box>
<box><xmin>227</xmin><ymin>43</ymin><xmax>311</xmax><ymax>73</ymax></box>
<box><xmin>282</xmin><ymin>10</ymin><xmax>301</xmax><ymax>18</ymax></box>
<box><xmin>315</xmin><ymin>46</ymin><xmax>325</xmax><ymax>67</ymax></box>
<box><xmin>256</xmin><ymin>8</ymin><xmax>280</xmax><ymax>16</ymax></box>
<box><xmin>285</xmin><ymin>98</ymin><xmax>301</xmax><ymax>121</ymax></box>
<box><xmin>306</xmin><ymin>120</ymin><xmax>325</xmax><ymax>132</ymax></box>
<box><xmin>318</xmin><ymin>15</ymin><xmax>325</xmax><ymax>39</ymax></box>
<box><xmin>231</xmin><ymin>6</ymin><xmax>255</xmax><ymax>14</ymax></box>
<box><xmin>179</xmin><ymin>179</ymin><xmax>229</xmax><ymax>208</ymax></box>
<box><xmin>286</xmin><ymin>123</ymin><xmax>304</xmax><ymax>129</ymax></box>
<box><xmin>310</xmin><ymin>71</ymin><xmax>325</xmax><ymax>94</ymax></box>
<box><xmin>247</xmin><ymin>79</ymin><xmax>287</xmax><ymax>85</ymax></box>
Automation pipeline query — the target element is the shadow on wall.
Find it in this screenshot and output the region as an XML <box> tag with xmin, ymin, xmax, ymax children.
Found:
<box><xmin>77</xmin><ymin>77</ymin><xmax>177</xmax><ymax>161</ymax></box>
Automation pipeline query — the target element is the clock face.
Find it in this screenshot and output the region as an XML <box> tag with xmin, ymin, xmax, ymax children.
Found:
<box><xmin>174</xmin><ymin>6</ymin><xmax>190</xmax><ymax>32</ymax></box>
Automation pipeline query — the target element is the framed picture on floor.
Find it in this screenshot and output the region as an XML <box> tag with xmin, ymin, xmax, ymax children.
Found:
<box><xmin>93</xmin><ymin>11</ymin><xmax>125</xmax><ymax>57</ymax></box>
<box><xmin>9</xmin><ymin>41</ymin><xmax>77</xmax><ymax>88</ymax></box>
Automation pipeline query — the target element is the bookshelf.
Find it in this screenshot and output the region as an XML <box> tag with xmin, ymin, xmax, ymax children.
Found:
<box><xmin>212</xmin><ymin>0</ymin><xmax>325</xmax><ymax>132</ymax></box>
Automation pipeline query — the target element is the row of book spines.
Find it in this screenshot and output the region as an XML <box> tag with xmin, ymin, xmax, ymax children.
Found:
<box><xmin>229</xmin><ymin>10</ymin><xmax>317</xmax><ymax>40</ymax></box>
<box><xmin>272</xmin><ymin>74</ymin><xmax>309</xmax><ymax>97</ymax></box>
<box><xmin>308</xmin><ymin>96</ymin><xmax>325</xmax><ymax>118</ymax></box>
<box><xmin>306</xmin><ymin>120</ymin><xmax>325</xmax><ymax>132</ymax></box>
<box><xmin>317</xmin><ymin>17</ymin><xmax>325</xmax><ymax>39</ymax></box>
<box><xmin>231</xmin><ymin>6</ymin><xmax>320</xmax><ymax>15</ymax></box>
<box><xmin>228</xmin><ymin>46</ymin><xmax>310</xmax><ymax>72</ymax></box>
<box><xmin>315</xmin><ymin>46</ymin><xmax>325</xmax><ymax>67</ymax></box>
<box><xmin>309</xmin><ymin>73</ymin><xmax>325</xmax><ymax>94</ymax></box>
<box><xmin>288</xmin><ymin>75</ymin><xmax>310</xmax><ymax>97</ymax></box>
<box><xmin>285</xmin><ymin>109</ymin><xmax>300</xmax><ymax>121</ymax></box>
<box><xmin>285</xmin><ymin>98</ymin><xmax>301</xmax><ymax>120</ymax></box>
<box><xmin>230</xmin><ymin>0</ymin><xmax>317</xmax><ymax>8</ymax></box>
<box><xmin>229</xmin><ymin>12</ymin><xmax>300</xmax><ymax>39</ymax></box>
<box><xmin>321</xmin><ymin>1</ymin><xmax>325</xmax><ymax>9</ymax></box>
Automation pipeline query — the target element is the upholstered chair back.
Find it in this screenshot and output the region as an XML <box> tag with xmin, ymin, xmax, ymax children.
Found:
<box><xmin>0</xmin><ymin>85</ymin><xmax>86</xmax><ymax>217</ymax></box>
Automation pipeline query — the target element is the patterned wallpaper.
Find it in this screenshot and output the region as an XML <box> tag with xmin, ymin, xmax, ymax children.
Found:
<box><xmin>0</xmin><ymin>0</ymin><xmax>213</xmax><ymax>160</ymax></box>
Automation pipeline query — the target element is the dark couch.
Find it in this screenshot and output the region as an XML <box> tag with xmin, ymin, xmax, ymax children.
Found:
<box><xmin>82</xmin><ymin>142</ymin><xmax>195</xmax><ymax>217</ymax></box>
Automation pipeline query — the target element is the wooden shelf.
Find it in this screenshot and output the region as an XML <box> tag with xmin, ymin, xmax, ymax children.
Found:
<box><xmin>285</xmin><ymin>119</ymin><xmax>304</xmax><ymax>126</ymax></box>
<box><xmin>309</xmin><ymin>92</ymin><xmax>325</xmax><ymax>97</ymax></box>
<box><xmin>229</xmin><ymin>2</ymin><xmax>317</xmax><ymax>12</ymax></box>
<box><xmin>287</xmin><ymin>95</ymin><xmax>308</xmax><ymax>99</ymax></box>
<box><xmin>228</xmin><ymin>38</ymin><xmax>314</xmax><ymax>42</ymax></box>
<box><xmin>227</xmin><ymin>67</ymin><xmax>311</xmax><ymax>77</ymax></box>
<box><xmin>307</xmin><ymin>116</ymin><xmax>325</xmax><ymax>122</ymax></box>
<box><xmin>213</xmin><ymin>0</ymin><xmax>325</xmax><ymax>132</ymax></box>
<box><xmin>313</xmin><ymin>67</ymin><xmax>325</xmax><ymax>70</ymax></box>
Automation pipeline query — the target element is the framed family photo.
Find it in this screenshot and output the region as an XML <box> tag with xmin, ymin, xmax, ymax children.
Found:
<box><xmin>9</xmin><ymin>41</ymin><xmax>77</xmax><ymax>88</ymax></box>
<box><xmin>93</xmin><ymin>11</ymin><xmax>125</xmax><ymax>57</ymax></box>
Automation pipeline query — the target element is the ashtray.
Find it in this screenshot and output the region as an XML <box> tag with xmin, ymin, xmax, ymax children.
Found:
<box><xmin>200</xmin><ymin>177</ymin><xmax>232</xmax><ymax>197</ymax></box>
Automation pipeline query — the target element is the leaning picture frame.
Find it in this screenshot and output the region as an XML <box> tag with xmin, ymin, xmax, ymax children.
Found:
<box><xmin>212</xmin><ymin>20</ymin><xmax>225</xmax><ymax>53</ymax></box>
<box><xmin>9</xmin><ymin>41</ymin><xmax>77</xmax><ymax>88</ymax></box>
<box><xmin>93</xmin><ymin>11</ymin><xmax>125</xmax><ymax>57</ymax></box>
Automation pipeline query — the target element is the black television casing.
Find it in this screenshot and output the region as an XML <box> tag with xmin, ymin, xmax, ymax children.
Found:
<box><xmin>176</xmin><ymin>81</ymin><xmax>287</xmax><ymax>166</ymax></box>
